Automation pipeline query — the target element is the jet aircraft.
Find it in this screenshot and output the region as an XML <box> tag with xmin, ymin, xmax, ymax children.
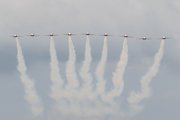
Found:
<box><xmin>26</xmin><ymin>33</ymin><xmax>40</xmax><ymax>37</ymax></box>
<box><xmin>99</xmin><ymin>33</ymin><xmax>113</xmax><ymax>36</ymax></box>
<box><xmin>81</xmin><ymin>32</ymin><xmax>95</xmax><ymax>35</ymax></box>
<box><xmin>63</xmin><ymin>33</ymin><xmax>76</xmax><ymax>36</ymax></box>
<box><xmin>120</xmin><ymin>34</ymin><xmax>133</xmax><ymax>38</ymax></box>
<box><xmin>159</xmin><ymin>36</ymin><xmax>170</xmax><ymax>39</ymax></box>
<box><xmin>10</xmin><ymin>34</ymin><xmax>22</xmax><ymax>37</ymax></box>
<box><xmin>45</xmin><ymin>33</ymin><xmax>59</xmax><ymax>36</ymax></box>
<box><xmin>137</xmin><ymin>37</ymin><xmax>151</xmax><ymax>40</ymax></box>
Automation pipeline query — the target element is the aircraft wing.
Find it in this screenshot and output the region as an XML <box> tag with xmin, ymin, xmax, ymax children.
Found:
<box><xmin>137</xmin><ymin>38</ymin><xmax>151</xmax><ymax>39</ymax></box>
<box><xmin>128</xmin><ymin>36</ymin><xmax>133</xmax><ymax>38</ymax></box>
<box><xmin>81</xmin><ymin>34</ymin><xmax>95</xmax><ymax>35</ymax></box>
<box><xmin>99</xmin><ymin>35</ymin><xmax>113</xmax><ymax>36</ymax></box>
<box><xmin>62</xmin><ymin>34</ymin><xmax>70</xmax><ymax>35</ymax></box>
<box><xmin>9</xmin><ymin>36</ymin><xmax>23</xmax><ymax>37</ymax></box>
<box><xmin>165</xmin><ymin>37</ymin><xmax>171</xmax><ymax>39</ymax></box>
<box><xmin>157</xmin><ymin>37</ymin><xmax>171</xmax><ymax>39</ymax></box>
<box><xmin>119</xmin><ymin>35</ymin><xmax>133</xmax><ymax>38</ymax></box>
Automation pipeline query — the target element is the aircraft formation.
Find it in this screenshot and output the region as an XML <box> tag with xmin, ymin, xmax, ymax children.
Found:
<box><xmin>10</xmin><ymin>32</ymin><xmax>170</xmax><ymax>40</ymax></box>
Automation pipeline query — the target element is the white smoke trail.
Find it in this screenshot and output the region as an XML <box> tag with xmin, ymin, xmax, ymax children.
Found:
<box><xmin>55</xmin><ymin>37</ymin><xmax>123</xmax><ymax>118</ymax></box>
<box><xmin>127</xmin><ymin>40</ymin><xmax>164</xmax><ymax>116</ymax></box>
<box><xmin>102</xmin><ymin>38</ymin><xmax>128</xmax><ymax>103</ymax></box>
<box><xmin>64</xmin><ymin>36</ymin><xmax>79</xmax><ymax>101</ymax></box>
<box><xmin>16</xmin><ymin>38</ymin><xmax>43</xmax><ymax>116</ymax></box>
<box><xmin>54</xmin><ymin>37</ymin><xmax>81</xmax><ymax>118</ymax></box>
<box><xmin>49</xmin><ymin>37</ymin><xmax>64</xmax><ymax>103</ymax></box>
<box><xmin>59</xmin><ymin>36</ymin><xmax>82</xmax><ymax>117</ymax></box>
<box><xmin>80</xmin><ymin>36</ymin><xmax>96</xmax><ymax>101</ymax></box>
<box><xmin>95</xmin><ymin>37</ymin><xmax>108</xmax><ymax>95</ymax></box>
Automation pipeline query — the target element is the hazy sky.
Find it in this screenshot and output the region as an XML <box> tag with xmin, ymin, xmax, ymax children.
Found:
<box><xmin>0</xmin><ymin>0</ymin><xmax>180</xmax><ymax>120</ymax></box>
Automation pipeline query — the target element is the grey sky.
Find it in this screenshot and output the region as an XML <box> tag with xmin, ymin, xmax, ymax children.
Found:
<box><xmin>0</xmin><ymin>0</ymin><xmax>180</xmax><ymax>120</ymax></box>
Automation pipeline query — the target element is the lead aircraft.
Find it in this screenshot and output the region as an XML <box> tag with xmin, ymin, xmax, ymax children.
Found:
<box><xmin>26</xmin><ymin>33</ymin><xmax>40</xmax><ymax>37</ymax></box>
<box><xmin>120</xmin><ymin>34</ymin><xmax>133</xmax><ymax>38</ymax></box>
<box><xmin>137</xmin><ymin>37</ymin><xmax>151</xmax><ymax>40</ymax></box>
<box><xmin>45</xmin><ymin>33</ymin><xmax>59</xmax><ymax>36</ymax></box>
<box><xmin>99</xmin><ymin>33</ymin><xmax>113</xmax><ymax>36</ymax></box>
<box><xmin>63</xmin><ymin>33</ymin><xmax>77</xmax><ymax>36</ymax></box>
<box><xmin>158</xmin><ymin>36</ymin><xmax>170</xmax><ymax>39</ymax></box>
<box><xmin>81</xmin><ymin>32</ymin><xmax>95</xmax><ymax>35</ymax></box>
